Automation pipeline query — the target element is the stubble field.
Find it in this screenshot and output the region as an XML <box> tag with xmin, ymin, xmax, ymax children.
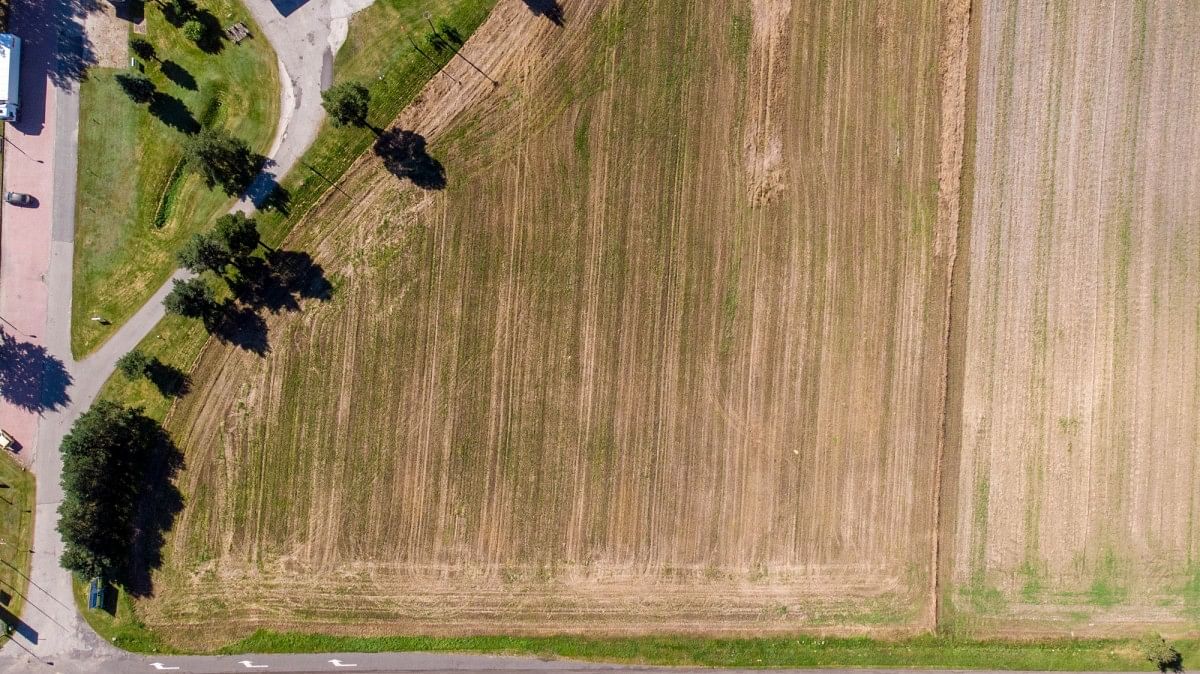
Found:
<box><xmin>945</xmin><ymin>0</ymin><xmax>1200</xmax><ymax>635</ymax></box>
<box><xmin>134</xmin><ymin>0</ymin><xmax>966</xmax><ymax>647</ymax></box>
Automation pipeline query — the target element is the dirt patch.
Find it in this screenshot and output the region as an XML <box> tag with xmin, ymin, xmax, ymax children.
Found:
<box><xmin>84</xmin><ymin>1</ymin><xmax>129</xmax><ymax>69</ymax></box>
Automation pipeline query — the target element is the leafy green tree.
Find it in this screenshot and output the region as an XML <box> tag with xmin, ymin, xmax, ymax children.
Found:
<box><xmin>115</xmin><ymin>71</ymin><xmax>156</xmax><ymax>104</ymax></box>
<box><xmin>163</xmin><ymin>277</ymin><xmax>217</xmax><ymax>319</ymax></box>
<box><xmin>321</xmin><ymin>81</ymin><xmax>371</xmax><ymax>128</ymax></box>
<box><xmin>182</xmin><ymin>19</ymin><xmax>206</xmax><ymax>43</ymax></box>
<box><xmin>181</xmin><ymin>128</ymin><xmax>261</xmax><ymax>196</ymax></box>
<box><xmin>162</xmin><ymin>0</ymin><xmax>197</xmax><ymax>26</ymax></box>
<box><xmin>215</xmin><ymin>212</ymin><xmax>261</xmax><ymax>261</ymax></box>
<box><xmin>115</xmin><ymin>349</ymin><xmax>153</xmax><ymax>380</ymax></box>
<box><xmin>1141</xmin><ymin>634</ymin><xmax>1183</xmax><ymax>673</ymax></box>
<box><xmin>129</xmin><ymin>36</ymin><xmax>157</xmax><ymax>62</ymax></box>
<box><xmin>57</xmin><ymin>401</ymin><xmax>154</xmax><ymax>580</ymax></box>
<box><xmin>177</xmin><ymin>230</ymin><xmax>232</xmax><ymax>274</ymax></box>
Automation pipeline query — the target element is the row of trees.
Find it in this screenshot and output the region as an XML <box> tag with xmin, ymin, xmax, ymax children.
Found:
<box><xmin>164</xmin><ymin>212</ymin><xmax>262</xmax><ymax>319</ymax></box>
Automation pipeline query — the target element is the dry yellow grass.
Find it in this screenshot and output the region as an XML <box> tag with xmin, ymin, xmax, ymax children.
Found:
<box><xmin>135</xmin><ymin>0</ymin><xmax>966</xmax><ymax>647</ymax></box>
<box><xmin>946</xmin><ymin>0</ymin><xmax>1200</xmax><ymax>636</ymax></box>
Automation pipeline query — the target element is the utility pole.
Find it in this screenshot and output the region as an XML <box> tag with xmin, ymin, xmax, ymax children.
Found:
<box><xmin>424</xmin><ymin>12</ymin><xmax>498</xmax><ymax>87</ymax></box>
<box><xmin>405</xmin><ymin>29</ymin><xmax>462</xmax><ymax>86</ymax></box>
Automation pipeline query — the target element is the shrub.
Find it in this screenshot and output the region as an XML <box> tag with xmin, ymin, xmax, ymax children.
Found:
<box><xmin>321</xmin><ymin>81</ymin><xmax>371</xmax><ymax>128</ymax></box>
<box><xmin>115</xmin><ymin>350</ymin><xmax>153</xmax><ymax>380</ymax></box>
<box><xmin>182</xmin><ymin>19</ymin><xmax>206</xmax><ymax>44</ymax></box>
<box><xmin>1141</xmin><ymin>633</ymin><xmax>1183</xmax><ymax>673</ymax></box>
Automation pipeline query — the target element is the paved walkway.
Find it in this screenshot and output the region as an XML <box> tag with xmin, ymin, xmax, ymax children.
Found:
<box><xmin>0</xmin><ymin>0</ymin><xmax>374</xmax><ymax>670</ymax></box>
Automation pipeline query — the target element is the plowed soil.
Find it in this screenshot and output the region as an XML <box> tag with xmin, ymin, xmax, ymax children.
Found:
<box><xmin>946</xmin><ymin>0</ymin><xmax>1200</xmax><ymax>636</ymax></box>
<box><xmin>136</xmin><ymin>0</ymin><xmax>968</xmax><ymax>648</ymax></box>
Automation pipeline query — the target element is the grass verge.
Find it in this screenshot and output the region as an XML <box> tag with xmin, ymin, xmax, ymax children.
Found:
<box><xmin>0</xmin><ymin>454</ymin><xmax>33</xmax><ymax>643</ymax></box>
<box><xmin>219</xmin><ymin>633</ymin><xmax>1180</xmax><ymax>670</ymax></box>
<box><xmin>71</xmin><ymin>0</ymin><xmax>278</xmax><ymax>358</ymax></box>
<box><xmin>72</xmin><ymin>577</ymin><xmax>173</xmax><ymax>654</ymax></box>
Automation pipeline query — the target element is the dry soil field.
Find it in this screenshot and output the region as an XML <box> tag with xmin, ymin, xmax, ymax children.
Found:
<box><xmin>135</xmin><ymin>0</ymin><xmax>966</xmax><ymax>646</ymax></box>
<box><xmin>945</xmin><ymin>0</ymin><xmax>1200</xmax><ymax>635</ymax></box>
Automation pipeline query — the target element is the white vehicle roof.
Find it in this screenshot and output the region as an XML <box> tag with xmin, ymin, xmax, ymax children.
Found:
<box><xmin>0</xmin><ymin>34</ymin><xmax>18</xmax><ymax>120</ymax></box>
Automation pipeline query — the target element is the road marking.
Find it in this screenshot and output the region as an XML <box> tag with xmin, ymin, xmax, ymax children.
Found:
<box><xmin>239</xmin><ymin>661</ymin><xmax>269</xmax><ymax>669</ymax></box>
<box><xmin>149</xmin><ymin>665</ymin><xmax>180</xmax><ymax>671</ymax></box>
<box><xmin>329</xmin><ymin>660</ymin><xmax>358</xmax><ymax>667</ymax></box>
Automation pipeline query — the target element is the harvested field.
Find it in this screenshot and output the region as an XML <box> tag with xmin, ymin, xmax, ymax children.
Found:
<box><xmin>136</xmin><ymin>0</ymin><xmax>963</xmax><ymax>647</ymax></box>
<box><xmin>946</xmin><ymin>0</ymin><xmax>1200</xmax><ymax>636</ymax></box>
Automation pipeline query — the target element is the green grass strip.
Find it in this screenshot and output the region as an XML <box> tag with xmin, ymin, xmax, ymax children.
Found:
<box><xmin>214</xmin><ymin>632</ymin><xmax>1186</xmax><ymax>670</ymax></box>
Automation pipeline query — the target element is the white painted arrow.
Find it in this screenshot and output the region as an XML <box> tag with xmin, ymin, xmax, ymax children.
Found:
<box><xmin>329</xmin><ymin>660</ymin><xmax>358</xmax><ymax>668</ymax></box>
<box><xmin>239</xmin><ymin>661</ymin><xmax>269</xmax><ymax>669</ymax></box>
<box><xmin>149</xmin><ymin>665</ymin><xmax>180</xmax><ymax>671</ymax></box>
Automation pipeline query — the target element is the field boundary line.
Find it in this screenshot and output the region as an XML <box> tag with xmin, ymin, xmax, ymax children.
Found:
<box><xmin>929</xmin><ymin>0</ymin><xmax>977</xmax><ymax>631</ymax></box>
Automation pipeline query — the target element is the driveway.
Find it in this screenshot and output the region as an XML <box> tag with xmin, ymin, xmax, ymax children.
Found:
<box><xmin>239</xmin><ymin>0</ymin><xmax>376</xmax><ymax>208</ymax></box>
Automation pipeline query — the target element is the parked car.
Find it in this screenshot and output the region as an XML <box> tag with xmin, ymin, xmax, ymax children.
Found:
<box><xmin>4</xmin><ymin>191</ymin><xmax>34</xmax><ymax>206</ymax></box>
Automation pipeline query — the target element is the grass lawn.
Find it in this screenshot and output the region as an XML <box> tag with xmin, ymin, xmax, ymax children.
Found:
<box><xmin>71</xmin><ymin>0</ymin><xmax>278</xmax><ymax>358</ymax></box>
<box><xmin>0</xmin><ymin>455</ymin><xmax>34</xmax><ymax>643</ymax></box>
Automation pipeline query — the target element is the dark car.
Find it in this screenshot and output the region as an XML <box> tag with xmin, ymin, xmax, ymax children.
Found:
<box><xmin>4</xmin><ymin>192</ymin><xmax>34</xmax><ymax>207</ymax></box>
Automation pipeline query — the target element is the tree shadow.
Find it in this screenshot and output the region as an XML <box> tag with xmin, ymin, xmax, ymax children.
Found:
<box><xmin>373</xmin><ymin>128</ymin><xmax>446</xmax><ymax>190</ymax></box>
<box><xmin>113</xmin><ymin>0</ymin><xmax>146</xmax><ymax>23</ymax></box>
<box><xmin>0</xmin><ymin>332</ymin><xmax>72</xmax><ymax>414</ymax></box>
<box><xmin>159</xmin><ymin>59</ymin><xmax>197</xmax><ymax>90</ymax></box>
<box><xmin>148</xmin><ymin>91</ymin><xmax>200</xmax><ymax>134</ymax></box>
<box><xmin>160</xmin><ymin>0</ymin><xmax>225</xmax><ymax>53</ymax></box>
<box><xmin>146</xmin><ymin>359</ymin><xmax>191</xmax><ymax>398</ymax></box>
<box><xmin>257</xmin><ymin>180</ymin><xmax>291</xmax><ymax>215</ymax></box>
<box><xmin>192</xmin><ymin>9</ymin><xmax>227</xmax><ymax>54</ymax></box>
<box><xmin>522</xmin><ymin>0</ymin><xmax>564</xmax><ymax>26</ymax></box>
<box><xmin>228</xmin><ymin>250</ymin><xmax>332</xmax><ymax>315</ymax></box>
<box><xmin>122</xmin><ymin>417</ymin><xmax>183</xmax><ymax>598</ymax></box>
<box><xmin>204</xmin><ymin>302</ymin><xmax>270</xmax><ymax>357</ymax></box>
<box><xmin>243</xmin><ymin>164</ymin><xmax>290</xmax><ymax>214</ymax></box>
<box><xmin>55</xmin><ymin>0</ymin><xmax>101</xmax><ymax>88</ymax></box>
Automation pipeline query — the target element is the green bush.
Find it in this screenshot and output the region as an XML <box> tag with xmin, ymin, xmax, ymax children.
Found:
<box><xmin>1140</xmin><ymin>633</ymin><xmax>1183</xmax><ymax>672</ymax></box>
<box><xmin>182</xmin><ymin>19</ymin><xmax>205</xmax><ymax>44</ymax></box>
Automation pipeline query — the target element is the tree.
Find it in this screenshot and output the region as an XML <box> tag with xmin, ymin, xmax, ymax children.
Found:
<box><xmin>215</xmin><ymin>212</ymin><xmax>261</xmax><ymax>261</ymax></box>
<box><xmin>57</xmin><ymin>401</ymin><xmax>155</xmax><ymax>580</ymax></box>
<box><xmin>129</xmin><ymin>36</ymin><xmax>157</xmax><ymax>62</ymax></box>
<box><xmin>177</xmin><ymin>230</ymin><xmax>232</xmax><ymax>274</ymax></box>
<box><xmin>115</xmin><ymin>71</ymin><xmax>156</xmax><ymax>104</ymax></box>
<box><xmin>1141</xmin><ymin>634</ymin><xmax>1183</xmax><ymax>673</ymax></box>
<box><xmin>161</xmin><ymin>0</ymin><xmax>197</xmax><ymax>26</ymax></box>
<box><xmin>182</xmin><ymin>19</ymin><xmax>206</xmax><ymax>44</ymax></box>
<box><xmin>163</xmin><ymin>277</ymin><xmax>217</xmax><ymax>319</ymax></box>
<box><xmin>321</xmin><ymin>81</ymin><xmax>371</xmax><ymax>128</ymax></box>
<box><xmin>181</xmin><ymin>128</ymin><xmax>261</xmax><ymax>196</ymax></box>
<box><xmin>115</xmin><ymin>349</ymin><xmax>152</xmax><ymax>380</ymax></box>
